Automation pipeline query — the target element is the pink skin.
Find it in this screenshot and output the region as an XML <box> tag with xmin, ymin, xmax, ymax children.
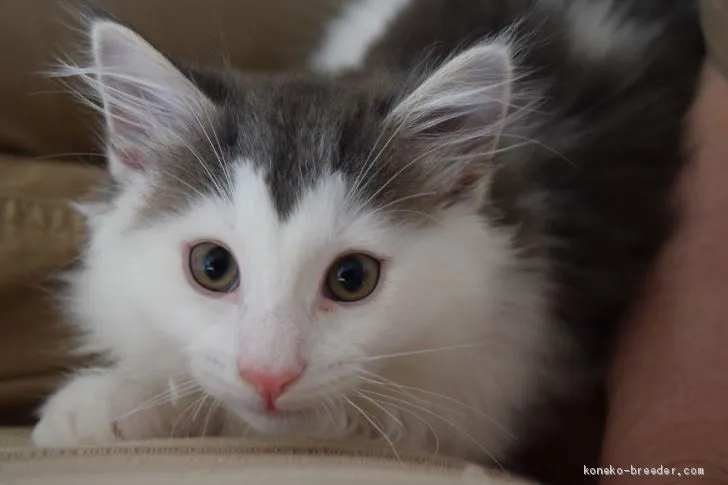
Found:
<box><xmin>238</xmin><ymin>364</ymin><xmax>307</xmax><ymax>413</ymax></box>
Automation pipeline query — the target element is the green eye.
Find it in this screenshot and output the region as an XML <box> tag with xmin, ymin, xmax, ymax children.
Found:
<box><xmin>189</xmin><ymin>242</ymin><xmax>239</xmax><ymax>293</ymax></box>
<box><xmin>325</xmin><ymin>253</ymin><xmax>381</xmax><ymax>303</ymax></box>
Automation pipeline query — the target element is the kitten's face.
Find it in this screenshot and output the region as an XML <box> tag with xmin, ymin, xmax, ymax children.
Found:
<box><xmin>70</xmin><ymin>21</ymin><xmax>548</xmax><ymax>449</ymax></box>
<box><xmin>80</xmin><ymin>91</ymin><xmax>520</xmax><ymax>437</ymax></box>
<box><xmin>87</xmin><ymin>162</ymin><xmax>513</xmax><ymax>437</ymax></box>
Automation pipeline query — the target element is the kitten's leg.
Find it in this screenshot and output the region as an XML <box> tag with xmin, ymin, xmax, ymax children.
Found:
<box><xmin>31</xmin><ymin>368</ymin><xmax>220</xmax><ymax>447</ymax></box>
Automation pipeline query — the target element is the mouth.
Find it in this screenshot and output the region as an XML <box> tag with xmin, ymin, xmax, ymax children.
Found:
<box><xmin>239</xmin><ymin>403</ymin><xmax>317</xmax><ymax>423</ymax></box>
<box><xmin>263</xmin><ymin>408</ymin><xmax>314</xmax><ymax>420</ymax></box>
<box><xmin>255</xmin><ymin>406</ymin><xmax>315</xmax><ymax>420</ymax></box>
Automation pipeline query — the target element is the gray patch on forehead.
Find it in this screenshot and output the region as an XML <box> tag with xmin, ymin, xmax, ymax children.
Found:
<box><xmin>135</xmin><ymin>67</ymin><xmax>440</xmax><ymax>226</ymax></box>
<box><xmin>134</xmin><ymin>113</ymin><xmax>239</xmax><ymax>225</ymax></box>
<box><xmin>228</xmin><ymin>72</ymin><xmax>416</xmax><ymax>221</ymax></box>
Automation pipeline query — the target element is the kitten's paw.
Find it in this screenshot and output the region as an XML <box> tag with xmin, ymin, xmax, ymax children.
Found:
<box><xmin>31</xmin><ymin>371</ymin><xmax>175</xmax><ymax>448</ymax></box>
<box><xmin>32</xmin><ymin>372</ymin><xmax>122</xmax><ymax>447</ymax></box>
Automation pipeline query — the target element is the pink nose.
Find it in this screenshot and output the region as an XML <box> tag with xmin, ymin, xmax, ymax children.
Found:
<box><xmin>238</xmin><ymin>366</ymin><xmax>303</xmax><ymax>408</ymax></box>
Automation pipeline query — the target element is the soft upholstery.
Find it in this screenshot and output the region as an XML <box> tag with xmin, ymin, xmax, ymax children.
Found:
<box><xmin>0</xmin><ymin>429</ymin><xmax>538</xmax><ymax>484</ymax></box>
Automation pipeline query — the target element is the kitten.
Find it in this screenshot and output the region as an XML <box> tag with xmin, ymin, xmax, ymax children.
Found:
<box><xmin>32</xmin><ymin>0</ymin><xmax>703</xmax><ymax>478</ymax></box>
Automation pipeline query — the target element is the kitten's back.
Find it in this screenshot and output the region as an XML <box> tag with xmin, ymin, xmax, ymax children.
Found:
<box><xmin>314</xmin><ymin>2</ymin><xmax>704</xmax><ymax>481</ymax></box>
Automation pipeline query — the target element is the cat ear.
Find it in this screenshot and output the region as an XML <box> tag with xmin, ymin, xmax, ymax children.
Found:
<box><xmin>388</xmin><ymin>42</ymin><xmax>515</xmax><ymax>201</ymax></box>
<box><xmin>88</xmin><ymin>21</ymin><xmax>215</xmax><ymax>182</ymax></box>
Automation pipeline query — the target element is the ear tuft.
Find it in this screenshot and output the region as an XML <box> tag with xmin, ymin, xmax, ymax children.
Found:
<box><xmin>62</xmin><ymin>20</ymin><xmax>215</xmax><ymax>183</ymax></box>
<box><xmin>387</xmin><ymin>42</ymin><xmax>517</xmax><ymax>202</ymax></box>
<box><xmin>391</xmin><ymin>42</ymin><xmax>514</xmax><ymax>143</ymax></box>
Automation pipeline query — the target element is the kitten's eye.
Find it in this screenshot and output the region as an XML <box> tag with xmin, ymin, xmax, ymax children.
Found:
<box><xmin>189</xmin><ymin>242</ymin><xmax>239</xmax><ymax>293</ymax></box>
<box><xmin>325</xmin><ymin>253</ymin><xmax>381</xmax><ymax>303</ymax></box>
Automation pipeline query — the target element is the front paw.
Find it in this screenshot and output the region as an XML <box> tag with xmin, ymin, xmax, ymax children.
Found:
<box><xmin>32</xmin><ymin>372</ymin><xmax>122</xmax><ymax>447</ymax></box>
<box><xmin>31</xmin><ymin>370</ymin><xmax>179</xmax><ymax>448</ymax></box>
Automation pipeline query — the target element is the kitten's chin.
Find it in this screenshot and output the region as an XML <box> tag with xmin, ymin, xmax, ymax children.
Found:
<box><xmin>226</xmin><ymin>402</ymin><xmax>351</xmax><ymax>438</ymax></box>
<box><xmin>242</xmin><ymin>407</ymin><xmax>315</xmax><ymax>426</ymax></box>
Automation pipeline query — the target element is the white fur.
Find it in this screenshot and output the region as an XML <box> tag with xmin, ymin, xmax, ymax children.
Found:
<box><xmin>560</xmin><ymin>0</ymin><xmax>659</xmax><ymax>63</ymax></box>
<box><xmin>34</xmin><ymin>20</ymin><xmax>564</xmax><ymax>466</ymax></box>
<box><xmin>31</xmin><ymin>368</ymin><xmax>218</xmax><ymax>445</ymax></box>
<box><xmin>310</xmin><ymin>0</ymin><xmax>413</xmax><ymax>73</ymax></box>
<box><xmin>35</xmin><ymin>158</ymin><xmax>558</xmax><ymax>462</ymax></box>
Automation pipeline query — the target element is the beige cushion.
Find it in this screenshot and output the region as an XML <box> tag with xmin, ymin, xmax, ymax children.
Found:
<box><xmin>0</xmin><ymin>154</ymin><xmax>102</xmax><ymax>424</ymax></box>
<box><xmin>0</xmin><ymin>429</ymin><xmax>539</xmax><ymax>485</ymax></box>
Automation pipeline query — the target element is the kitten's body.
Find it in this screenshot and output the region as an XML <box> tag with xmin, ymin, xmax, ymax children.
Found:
<box><xmin>32</xmin><ymin>0</ymin><xmax>703</xmax><ymax>481</ymax></box>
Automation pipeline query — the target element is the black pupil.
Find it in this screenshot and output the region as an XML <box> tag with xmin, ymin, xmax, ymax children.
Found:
<box><xmin>336</xmin><ymin>258</ymin><xmax>366</xmax><ymax>292</ymax></box>
<box><xmin>203</xmin><ymin>247</ymin><xmax>231</xmax><ymax>280</ymax></box>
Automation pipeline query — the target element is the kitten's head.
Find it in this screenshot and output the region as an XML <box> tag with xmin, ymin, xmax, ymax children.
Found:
<box><xmin>67</xmin><ymin>20</ymin><xmax>552</xmax><ymax>456</ymax></box>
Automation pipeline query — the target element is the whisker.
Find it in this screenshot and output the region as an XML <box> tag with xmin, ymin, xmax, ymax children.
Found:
<box><xmin>384</xmin><ymin>209</ymin><xmax>438</xmax><ymax>223</ymax></box>
<box><xmin>351</xmin><ymin>342</ymin><xmax>489</xmax><ymax>363</ymax></box>
<box><xmin>151</xmin><ymin>166</ymin><xmax>209</xmax><ymax>201</ymax></box>
<box><xmin>355</xmin><ymin>143</ymin><xmax>432</xmax><ymax>212</ymax></box>
<box><xmin>343</xmin><ymin>396</ymin><xmax>402</xmax><ymax>463</ymax></box>
<box><xmin>354</xmin><ymin>388</ymin><xmax>441</xmax><ymax>456</ymax></box>
<box><xmin>170</xmin><ymin>393</ymin><xmax>208</xmax><ymax>438</ymax></box>
<box><xmin>167</xmin><ymin>131</ymin><xmax>227</xmax><ymax>201</ymax></box>
<box><xmin>357</xmin><ymin>375</ymin><xmax>470</xmax><ymax>419</ymax></box>
<box><xmin>186</xmin><ymin>104</ymin><xmax>233</xmax><ymax>199</ymax></box>
<box><xmin>201</xmin><ymin>107</ymin><xmax>234</xmax><ymax>196</ymax></box>
<box><xmin>345</xmin><ymin>125</ymin><xmax>395</xmax><ymax>208</ymax></box>
<box><xmin>351</xmin><ymin>388</ymin><xmax>404</xmax><ymax>431</ymax></box>
<box><xmin>201</xmin><ymin>398</ymin><xmax>222</xmax><ymax>437</ymax></box>
<box><xmin>355</xmin><ymin>369</ymin><xmax>514</xmax><ymax>439</ymax></box>
<box><xmin>352</xmin><ymin>124</ymin><xmax>541</xmax><ymax>216</ymax></box>
<box><xmin>353</xmin><ymin>123</ymin><xmax>504</xmax><ymax>211</ymax></box>
<box><xmin>111</xmin><ymin>379</ymin><xmax>200</xmax><ymax>423</ymax></box>
<box><xmin>358</xmin><ymin>388</ymin><xmax>507</xmax><ymax>472</ymax></box>
<box><xmin>498</xmin><ymin>133</ymin><xmax>577</xmax><ymax>168</ymax></box>
<box><xmin>190</xmin><ymin>392</ymin><xmax>210</xmax><ymax>425</ymax></box>
<box><xmin>345</xmin><ymin>112</ymin><xmax>411</xmax><ymax>209</ymax></box>
<box><xmin>366</xmin><ymin>191</ymin><xmax>438</xmax><ymax>219</ymax></box>
<box><xmin>319</xmin><ymin>397</ymin><xmax>338</xmax><ymax>428</ymax></box>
